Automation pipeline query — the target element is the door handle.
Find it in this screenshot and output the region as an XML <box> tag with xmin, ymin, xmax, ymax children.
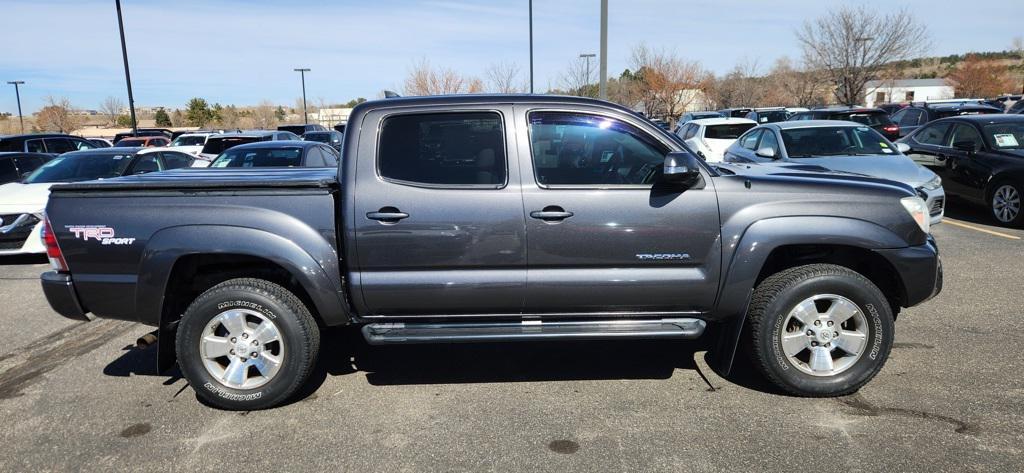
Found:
<box><xmin>935</xmin><ymin>155</ymin><xmax>947</xmax><ymax>162</ymax></box>
<box><xmin>530</xmin><ymin>206</ymin><xmax>574</xmax><ymax>221</ymax></box>
<box><xmin>367</xmin><ymin>207</ymin><xmax>409</xmax><ymax>223</ymax></box>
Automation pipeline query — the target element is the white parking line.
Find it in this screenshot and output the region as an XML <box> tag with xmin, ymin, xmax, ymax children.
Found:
<box><xmin>943</xmin><ymin>218</ymin><xmax>1021</xmax><ymax>240</ymax></box>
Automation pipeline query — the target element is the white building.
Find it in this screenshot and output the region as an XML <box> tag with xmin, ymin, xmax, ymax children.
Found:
<box><xmin>865</xmin><ymin>78</ymin><xmax>954</xmax><ymax>107</ymax></box>
<box><xmin>308</xmin><ymin>108</ymin><xmax>353</xmax><ymax>128</ymax></box>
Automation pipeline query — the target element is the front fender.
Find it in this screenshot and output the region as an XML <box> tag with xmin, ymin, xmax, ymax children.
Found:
<box><xmin>136</xmin><ymin>224</ymin><xmax>348</xmax><ymax>327</ymax></box>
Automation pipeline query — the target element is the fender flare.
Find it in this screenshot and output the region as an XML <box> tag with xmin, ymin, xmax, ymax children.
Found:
<box><xmin>709</xmin><ymin>216</ymin><xmax>908</xmax><ymax>375</ymax></box>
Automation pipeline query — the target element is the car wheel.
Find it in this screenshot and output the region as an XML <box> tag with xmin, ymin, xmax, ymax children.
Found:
<box><xmin>176</xmin><ymin>278</ymin><xmax>320</xmax><ymax>410</ymax></box>
<box><xmin>990</xmin><ymin>181</ymin><xmax>1022</xmax><ymax>227</ymax></box>
<box><xmin>745</xmin><ymin>264</ymin><xmax>893</xmax><ymax>397</ymax></box>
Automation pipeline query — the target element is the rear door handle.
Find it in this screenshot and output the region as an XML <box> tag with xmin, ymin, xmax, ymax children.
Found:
<box><xmin>530</xmin><ymin>206</ymin><xmax>574</xmax><ymax>221</ymax></box>
<box><xmin>367</xmin><ymin>207</ymin><xmax>409</xmax><ymax>223</ymax></box>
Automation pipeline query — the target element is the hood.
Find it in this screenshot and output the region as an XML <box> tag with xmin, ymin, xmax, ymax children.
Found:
<box><xmin>783</xmin><ymin>154</ymin><xmax>935</xmax><ymax>187</ymax></box>
<box><xmin>0</xmin><ymin>182</ymin><xmax>54</xmax><ymax>213</ymax></box>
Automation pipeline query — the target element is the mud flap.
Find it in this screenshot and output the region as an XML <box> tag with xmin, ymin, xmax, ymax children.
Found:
<box><xmin>157</xmin><ymin>319</ymin><xmax>179</xmax><ymax>374</ymax></box>
<box><xmin>709</xmin><ymin>290</ymin><xmax>752</xmax><ymax>377</ymax></box>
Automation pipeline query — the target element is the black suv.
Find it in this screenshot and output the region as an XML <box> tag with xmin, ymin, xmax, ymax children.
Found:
<box><xmin>277</xmin><ymin>124</ymin><xmax>327</xmax><ymax>135</ymax></box>
<box><xmin>112</xmin><ymin>128</ymin><xmax>173</xmax><ymax>144</ymax></box>
<box><xmin>788</xmin><ymin>107</ymin><xmax>900</xmax><ymax>141</ymax></box>
<box><xmin>717</xmin><ymin>108</ymin><xmax>753</xmax><ymax>118</ymax></box>
<box><xmin>743</xmin><ymin>108</ymin><xmax>788</xmax><ymax>124</ymax></box>
<box><xmin>898</xmin><ymin>114</ymin><xmax>1024</xmax><ymax>226</ymax></box>
<box><xmin>0</xmin><ymin>134</ymin><xmax>97</xmax><ymax>154</ymax></box>
<box><xmin>0</xmin><ymin>152</ymin><xmax>53</xmax><ymax>185</ymax></box>
<box><xmin>890</xmin><ymin>102</ymin><xmax>1002</xmax><ymax>138</ymax></box>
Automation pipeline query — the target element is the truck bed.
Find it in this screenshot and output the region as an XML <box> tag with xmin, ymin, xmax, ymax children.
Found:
<box><xmin>51</xmin><ymin>168</ymin><xmax>339</xmax><ymax>193</ymax></box>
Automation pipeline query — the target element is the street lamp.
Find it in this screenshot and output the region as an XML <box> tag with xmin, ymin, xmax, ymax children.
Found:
<box><xmin>115</xmin><ymin>0</ymin><xmax>138</xmax><ymax>136</ymax></box>
<box><xmin>598</xmin><ymin>0</ymin><xmax>608</xmax><ymax>100</ymax></box>
<box><xmin>528</xmin><ymin>0</ymin><xmax>534</xmax><ymax>94</ymax></box>
<box><xmin>294</xmin><ymin>68</ymin><xmax>310</xmax><ymax>125</ymax></box>
<box><xmin>579</xmin><ymin>53</ymin><xmax>596</xmax><ymax>87</ymax></box>
<box><xmin>6</xmin><ymin>81</ymin><xmax>24</xmax><ymax>133</ymax></box>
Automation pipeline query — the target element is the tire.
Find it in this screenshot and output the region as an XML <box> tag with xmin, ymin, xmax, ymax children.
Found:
<box><xmin>745</xmin><ymin>264</ymin><xmax>893</xmax><ymax>397</ymax></box>
<box><xmin>989</xmin><ymin>180</ymin><xmax>1023</xmax><ymax>227</ymax></box>
<box><xmin>175</xmin><ymin>278</ymin><xmax>320</xmax><ymax>410</ymax></box>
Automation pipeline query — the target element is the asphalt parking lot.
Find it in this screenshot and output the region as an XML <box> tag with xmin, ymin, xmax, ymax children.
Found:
<box><xmin>0</xmin><ymin>200</ymin><xmax>1021</xmax><ymax>472</ymax></box>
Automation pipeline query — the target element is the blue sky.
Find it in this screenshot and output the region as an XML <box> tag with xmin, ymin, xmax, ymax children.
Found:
<box><xmin>1</xmin><ymin>0</ymin><xmax>1021</xmax><ymax>114</ymax></box>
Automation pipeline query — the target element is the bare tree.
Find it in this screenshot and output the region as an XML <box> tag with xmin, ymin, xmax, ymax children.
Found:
<box><xmin>561</xmin><ymin>57</ymin><xmax>597</xmax><ymax>97</ymax></box>
<box><xmin>797</xmin><ymin>6</ymin><xmax>929</xmax><ymax>106</ymax></box>
<box><xmin>251</xmin><ymin>100</ymin><xmax>279</xmax><ymax>129</ymax></box>
<box><xmin>403</xmin><ymin>59</ymin><xmax>481</xmax><ymax>95</ymax></box>
<box><xmin>485</xmin><ymin>62</ymin><xmax>526</xmax><ymax>93</ymax></box>
<box><xmin>100</xmin><ymin>96</ymin><xmax>124</xmax><ymax>126</ymax></box>
<box><xmin>705</xmin><ymin>60</ymin><xmax>762</xmax><ymax>109</ymax></box>
<box><xmin>764</xmin><ymin>57</ymin><xmax>828</xmax><ymax>107</ymax></box>
<box><xmin>35</xmin><ymin>96</ymin><xmax>82</xmax><ymax>133</ymax></box>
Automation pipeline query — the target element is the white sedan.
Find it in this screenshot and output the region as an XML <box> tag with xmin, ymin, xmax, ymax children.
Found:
<box><xmin>673</xmin><ymin>117</ymin><xmax>757</xmax><ymax>163</ymax></box>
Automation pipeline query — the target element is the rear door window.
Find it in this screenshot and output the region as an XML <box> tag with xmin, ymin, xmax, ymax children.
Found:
<box><xmin>25</xmin><ymin>139</ymin><xmax>46</xmax><ymax>153</ymax></box>
<box><xmin>160</xmin><ymin>151</ymin><xmax>194</xmax><ymax>169</ymax></box>
<box><xmin>914</xmin><ymin>123</ymin><xmax>952</xmax><ymax>146</ymax></box>
<box><xmin>948</xmin><ymin>124</ymin><xmax>984</xmax><ymax>152</ymax></box>
<box><xmin>0</xmin><ymin>159</ymin><xmax>19</xmax><ymax>183</ymax></box>
<box><xmin>900</xmin><ymin>109</ymin><xmax>924</xmax><ymax>126</ymax></box>
<box><xmin>378</xmin><ymin>112</ymin><xmax>506</xmax><ymax>186</ymax></box>
<box><xmin>322</xmin><ymin>146</ymin><xmax>339</xmax><ymax>166</ymax></box>
<box><xmin>304</xmin><ymin>147</ymin><xmax>326</xmax><ymax>166</ymax></box>
<box><xmin>43</xmin><ymin>138</ymin><xmax>78</xmax><ymax>154</ymax></box>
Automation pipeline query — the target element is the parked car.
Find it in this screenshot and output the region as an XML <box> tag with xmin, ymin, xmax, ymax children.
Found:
<box><xmin>788</xmin><ymin>107</ymin><xmax>900</xmax><ymax>141</ymax></box>
<box><xmin>0</xmin><ymin>133</ymin><xmax>97</xmax><ymax>153</ymax></box>
<box><xmin>674</xmin><ymin>117</ymin><xmax>757</xmax><ymax>162</ymax></box>
<box><xmin>333</xmin><ymin>123</ymin><xmax>347</xmax><ymax>134</ymax></box>
<box><xmin>784</xmin><ymin>107</ymin><xmax>810</xmax><ymax>118</ymax></box>
<box><xmin>86</xmin><ymin>138</ymin><xmax>113</xmax><ymax>148</ymax></box>
<box><xmin>898</xmin><ymin>114</ymin><xmax>1024</xmax><ymax>226</ymax></box>
<box><xmin>987</xmin><ymin>95</ymin><xmax>1022</xmax><ymax>112</ymax></box>
<box><xmin>114</xmin><ymin>136</ymin><xmax>170</xmax><ymax>148</ymax></box>
<box><xmin>744</xmin><ymin>108</ymin><xmax>789</xmax><ymax>124</ymax></box>
<box><xmin>301</xmin><ymin>130</ymin><xmax>344</xmax><ymax>152</ymax></box>
<box><xmin>40</xmin><ymin>95</ymin><xmax>940</xmax><ymax>410</ymax></box>
<box><xmin>889</xmin><ymin>102</ymin><xmax>1003</xmax><ymax>138</ymax></box>
<box><xmin>112</xmin><ymin>128</ymin><xmax>173</xmax><ymax>144</ymax></box>
<box><xmin>0</xmin><ymin>147</ymin><xmax>194</xmax><ymax>255</ymax></box>
<box><xmin>0</xmin><ymin>152</ymin><xmax>53</xmax><ymax>185</ymax></box>
<box><xmin>277</xmin><ymin>124</ymin><xmax>327</xmax><ymax>135</ymax></box>
<box><xmin>877</xmin><ymin>103</ymin><xmax>908</xmax><ymax>115</ymax></box>
<box><xmin>724</xmin><ymin>120</ymin><xmax>944</xmax><ymax>225</ymax></box>
<box><xmin>169</xmin><ymin>132</ymin><xmax>217</xmax><ymax>156</ymax></box>
<box><xmin>1007</xmin><ymin>100</ymin><xmax>1024</xmax><ymax>115</ymax></box>
<box><xmin>675</xmin><ymin>112</ymin><xmax>723</xmax><ymax>128</ymax></box>
<box><xmin>209</xmin><ymin>141</ymin><xmax>339</xmax><ymax>168</ymax></box>
<box><xmin>717</xmin><ymin>107</ymin><xmax>753</xmax><ymax>118</ymax></box>
<box><xmin>198</xmin><ymin>130</ymin><xmax>301</xmax><ymax>161</ymax></box>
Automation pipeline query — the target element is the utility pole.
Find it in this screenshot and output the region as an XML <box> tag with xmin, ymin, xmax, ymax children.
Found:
<box><xmin>115</xmin><ymin>0</ymin><xmax>138</xmax><ymax>136</ymax></box>
<box><xmin>528</xmin><ymin>0</ymin><xmax>534</xmax><ymax>94</ymax></box>
<box><xmin>294</xmin><ymin>68</ymin><xmax>310</xmax><ymax>124</ymax></box>
<box><xmin>579</xmin><ymin>53</ymin><xmax>596</xmax><ymax>94</ymax></box>
<box><xmin>6</xmin><ymin>81</ymin><xmax>24</xmax><ymax>133</ymax></box>
<box><xmin>598</xmin><ymin>0</ymin><xmax>608</xmax><ymax>100</ymax></box>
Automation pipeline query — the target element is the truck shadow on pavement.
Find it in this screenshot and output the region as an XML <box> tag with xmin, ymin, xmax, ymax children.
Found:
<box><xmin>102</xmin><ymin>327</ymin><xmax>784</xmax><ymax>405</ymax></box>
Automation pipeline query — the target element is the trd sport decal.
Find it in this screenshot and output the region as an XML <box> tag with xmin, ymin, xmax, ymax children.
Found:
<box><xmin>66</xmin><ymin>225</ymin><xmax>136</xmax><ymax>245</ymax></box>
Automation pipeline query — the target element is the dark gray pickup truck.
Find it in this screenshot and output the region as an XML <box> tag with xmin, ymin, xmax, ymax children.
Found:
<box><xmin>41</xmin><ymin>95</ymin><xmax>942</xmax><ymax>409</ymax></box>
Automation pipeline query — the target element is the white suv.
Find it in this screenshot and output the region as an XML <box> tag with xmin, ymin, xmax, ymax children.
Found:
<box><xmin>674</xmin><ymin>117</ymin><xmax>757</xmax><ymax>162</ymax></box>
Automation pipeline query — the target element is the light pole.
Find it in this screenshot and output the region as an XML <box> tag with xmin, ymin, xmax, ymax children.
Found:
<box><xmin>579</xmin><ymin>53</ymin><xmax>596</xmax><ymax>95</ymax></box>
<box><xmin>598</xmin><ymin>0</ymin><xmax>608</xmax><ymax>100</ymax></box>
<box><xmin>294</xmin><ymin>68</ymin><xmax>310</xmax><ymax>124</ymax></box>
<box><xmin>6</xmin><ymin>81</ymin><xmax>24</xmax><ymax>133</ymax></box>
<box><xmin>528</xmin><ymin>0</ymin><xmax>534</xmax><ymax>94</ymax></box>
<box><xmin>115</xmin><ymin>0</ymin><xmax>138</xmax><ymax>136</ymax></box>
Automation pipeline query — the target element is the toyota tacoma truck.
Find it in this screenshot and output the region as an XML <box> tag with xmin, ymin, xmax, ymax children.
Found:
<box><xmin>40</xmin><ymin>95</ymin><xmax>942</xmax><ymax>410</ymax></box>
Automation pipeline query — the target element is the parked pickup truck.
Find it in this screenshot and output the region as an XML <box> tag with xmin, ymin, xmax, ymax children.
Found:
<box><xmin>41</xmin><ymin>95</ymin><xmax>942</xmax><ymax>410</ymax></box>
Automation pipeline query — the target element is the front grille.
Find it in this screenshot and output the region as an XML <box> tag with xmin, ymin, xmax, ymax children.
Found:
<box><xmin>0</xmin><ymin>213</ymin><xmax>40</xmax><ymax>250</ymax></box>
<box><xmin>930</xmin><ymin>197</ymin><xmax>945</xmax><ymax>216</ymax></box>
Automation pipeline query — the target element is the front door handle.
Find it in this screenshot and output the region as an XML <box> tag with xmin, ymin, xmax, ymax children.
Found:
<box><xmin>936</xmin><ymin>155</ymin><xmax>947</xmax><ymax>162</ymax></box>
<box><xmin>530</xmin><ymin>206</ymin><xmax>574</xmax><ymax>221</ymax></box>
<box><xmin>367</xmin><ymin>207</ymin><xmax>409</xmax><ymax>223</ymax></box>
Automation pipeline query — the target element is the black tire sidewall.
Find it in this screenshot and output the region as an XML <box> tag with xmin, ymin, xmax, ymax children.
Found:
<box><xmin>990</xmin><ymin>180</ymin><xmax>1024</xmax><ymax>227</ymax></box>
<box><xmin>757</xmin><ymin>272</ymin><xmax>894</xmax><ymax>395</ymax></box>
<box><xmin>176</xmin><ymin>284</ymin><xmax>311</xmax><ymax>410</ymax></box>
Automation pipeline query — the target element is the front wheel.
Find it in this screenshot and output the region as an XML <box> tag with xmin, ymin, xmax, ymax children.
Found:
<box><xmin>990</xmin><ymin>181</ymin><xmax>1022</xmax><ymax>227</ymax></box>
<box><xmin>745</xmin><ymin>264</ymin><xmax>893</xmax><ymax>397</ymax></box>
<box><xmin>176</xmin><ymin>278</ymin><xmax>320</xmax><ymax>410</ymax></box>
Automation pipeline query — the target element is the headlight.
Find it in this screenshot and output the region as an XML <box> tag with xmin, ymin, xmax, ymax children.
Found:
<box><xmin>900</xmin><ymin>196</ymin><xmax>930</xmax><ymax>234</ymax></box>
<box><xmin>921</xmin><ymin>175</ymin><xmax>941</xmax><ymax>191</ymax></box>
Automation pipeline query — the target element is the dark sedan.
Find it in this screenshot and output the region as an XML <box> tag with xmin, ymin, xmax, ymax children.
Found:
<box><xmin>898</xmin><ymin>115</ymin><xmax>1024</xmax><ymax>226</ymax></box>
<box><xmin>209</xmin><ymin>141</ymin><xmax>339</xmax><ymax>168</ymax></box>
<box><xmin>0</xmin><ymin>152</ymin><xmax>53</xmax><ymax>185</ymax></box>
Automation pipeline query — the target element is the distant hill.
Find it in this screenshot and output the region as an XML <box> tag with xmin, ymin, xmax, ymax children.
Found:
<box><xmin>887</xmin><ymin>50</ymin><xmax>1023</xmax><ymax>79</ymax></box>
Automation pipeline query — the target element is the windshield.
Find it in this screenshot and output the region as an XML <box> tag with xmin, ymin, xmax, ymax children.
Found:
<box><xmin>23</xmin><ymin>153</ymin><xmax>134</xmax><ymax>183</ymax></box>
<box><xmin>303</xmin><ymin>132</ymin><xmax>330</xmax><ymax>143</ymax></box>
<box><xmin>114</xmin><ymin>138</ymin><xmax>147</xmax><ymax>147</ymax></box>
<box><xmin>210</xmin><ymin>147</ymin><xmax>302</xmax><ymax>168</ymax></box>
<box><xmin>781</xmin><ymin>126</ymin><xmax>894</xmax><ymax>158</ymax></box>
<box><xmin>984</xmin><ymin>122</ymin><xmax>1024</xmax><ymax>150</ymax></box>
<box><xmin>171</xmin><ymin>135</ymin><xmax>207</xmax><ymax>146</ymax></box>
<box><xmin>839</xmin><ymin>112</ymin><xmax>892</xmax><ymax>127</ymax></box>
<box><xmin>201</xmin><ymin>137</ymin><xmax>261</xmax><ymax>155</ymax></box>
<box><xmin>756</xmin><ymin>111</ymin><xmax>788</xmax><ymax>123</ymax></box>
<box><xmin>705</xmin><ymin>123</ymin><xmax>756</xmax><ymax>139</ymax></box>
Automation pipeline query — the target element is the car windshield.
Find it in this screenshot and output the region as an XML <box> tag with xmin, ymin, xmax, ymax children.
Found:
<box><xmin>756</xmin><ymin>111</ymin><xmax>788</xmax><ymax>123</ymax></box>
<box><xmin>171</xmin><ymin>135</ymin><xmax>207</xmax><ymax>146</ymax></box>
<box><xmin>303</xmin><ymin>132</ymin><xmax>330</xmax><ymax>143</ymax></box>
<box><xmin>200</xmin><ymin>137</ymin><xmax>261</xmax><ymax>155</ymax></box>
<box><xmin>23</xmin><ymin>153</ymin><xmax>134</xmax><ymax>183</ymax></box>
<box><xmin>210</xmin><ymin>147</ymin><xmax>303</xmax><ymax>168</ymax></box>
<box><xmin>984</xmin><ymin>122</ymin><xmax>1024</xmax><ymax>150</ymax></box>
<box><xmin>937</xmin><ymin>109</ymin><xmax>999</xmax><ymax>119</ymax></box>
<box><xmin>839</xmin><ymin>112</ymin><xmax>892</xmax><ymax>127</ymax></box>
<box><xmin>114</xmin><ymin>138</ymin><xmax>147</xmax><ymax>147</ymax></box>
<box><xmin>781</xmin><ymin>126</ymin><xmax>894</xmax><ymax>157</ymax></box>
<box><xmin>705</xmin><ymin>123</ymin><xmax>756</xmax><ymax>139</ymax></box>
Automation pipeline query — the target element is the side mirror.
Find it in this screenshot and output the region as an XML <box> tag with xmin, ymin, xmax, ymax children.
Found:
<box><xmin>662</xmin><ymin>151</ymin><xmax>702</xmax><ymax>187</ymax></box>
<box><xmin>895</xmin><ymin>142</ymin><xmax>911</xmax><ymax>154</ymax></box>
<box><xmin>755</xmin><ymin>147</ymin><xmax>777</xmax><ymax>159</ymax></box>
<box><xmin>952</xmin><ymin>140</ymin><xmax>976</xmax><ymax>153</ymax></box>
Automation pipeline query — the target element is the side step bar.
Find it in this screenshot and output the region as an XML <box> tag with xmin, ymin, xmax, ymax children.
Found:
<box><xmin>362</xmin><ymin>318</ymin><xmax>706</xmax><ymax>345</ymax></box>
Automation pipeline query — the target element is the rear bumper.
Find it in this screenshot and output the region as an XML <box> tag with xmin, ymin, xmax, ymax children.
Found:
<box><xmin>873</xmin><ymin>236</ymin><xmax>942</xmax><ymax>308</ymax></box>
<box><xmin>40</xmin><ymin>271</ymin><xmax>90</xmax><ymax>321</ymax></box>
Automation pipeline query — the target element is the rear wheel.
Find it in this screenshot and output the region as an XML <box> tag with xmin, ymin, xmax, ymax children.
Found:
<box><xmin>990</xmin><ymin>181</ymin><xmax>1022</xmax><ymax>227</ymax></box>
<box><xmin>176</xmin><ymin>278</ymin><xmax>320</xmax><ymax>410</ymax></box>
<box><xmin>746</xmin><ymin>264</ymin><xmax>893</xmax><ymax>397</ymax></box>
